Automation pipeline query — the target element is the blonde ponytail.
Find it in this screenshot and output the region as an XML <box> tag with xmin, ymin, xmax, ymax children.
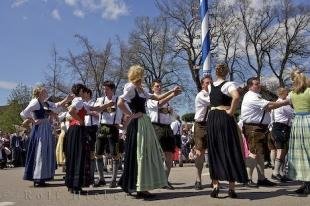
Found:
<box><xmin>291</xmin><ymin>69</ymin><xmax>307</xmax><ymax>94</ymax></box>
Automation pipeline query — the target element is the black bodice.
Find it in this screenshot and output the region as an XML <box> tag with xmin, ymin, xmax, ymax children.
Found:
<box><xmin>128</xmin><ymin>89</ymin><xmax>146</xmax><ymax>114</ymax></box>
<box><xmin>209</xmin><ymin>81</ymin><xmax>232</xmax><ymax>107</ymax></box>
<box><xmin>33</xmin><ymin>101</ymin><xmax>49</xmax><ymax>119</ymax></box>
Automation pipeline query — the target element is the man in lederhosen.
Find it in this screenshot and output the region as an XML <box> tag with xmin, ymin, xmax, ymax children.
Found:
<box><xmin>147</xmin><ymin>80</ymin><xmax>181</xmax><ymax>190</ymax></box>
<box><xmin>94</xmin><ymin>81</ymin><xmax>123</xmax><ymax>188</ymax></box>
<box><xmin>192</xmin><ymin>75</ymin><xmax>212</xmax><ymax>190</ymax></box>
<box><xmin>84</xmin><ymin>88</ymin><xmax>100</xmax><ymax>185</ymax></box>
<box><xmin>269</xmin><ymin>87</ymin><xmax>294</xmax><ymax>182</ymax></box>
<box><xmin>170</xmin><ymin>115</ymin><xmax>183</xmax><ymax>166</ymax></box>
<box><xmin>241</xmin><ymin>77</ymin><xmax>289</xmax><ymax>187</ymax></box>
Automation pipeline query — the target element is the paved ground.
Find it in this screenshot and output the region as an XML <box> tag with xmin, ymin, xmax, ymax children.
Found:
<box><xmin>0</xmin><ymin>164</ymin><xmax>309</xmax><ymax>206</ymax></box>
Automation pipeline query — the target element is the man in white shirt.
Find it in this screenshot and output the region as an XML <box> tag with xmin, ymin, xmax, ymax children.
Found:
<box><xmin>241</xmin><ymin>77</ymin><xmax>289</xmax><ymax>187</ymax></box>
<box><xmin>84</xmin><ymin>88</ymin><xmax>100</xmax><ymax>186</ymax></box>
<box><xmin>170</xmin><ymin>115</ymin><xmax>183</xmax><ymax>165</ymax></box>
<box><xmin>147</xmin><ymin>80</ymin><xmax>181</xmax><ymax>190</ymax></box>
<box><xmin>269</xmin><ymin>87</ymin><xmax>294</xmax><ymax>182</ymax></box>
<box><xmin>94</xmin><ymin>81</ymin><xmax>122</xmax><ymax>188</ymax></box>
<box><xmin>193</xmin><ymin>75</ymin><xmax>211</xmax><ymax>190</ymax></box>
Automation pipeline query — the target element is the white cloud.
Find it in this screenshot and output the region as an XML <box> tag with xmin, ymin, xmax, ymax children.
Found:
<box><xmin>51</xmin><ymin>9</ymin><xmax>61</xmax><ymax>20</ymax></box>
<box><xmin>64</xmin><ymin>0</ymin><xmax>129</xmax><ymax>20</ymax></box>
<box><xmin>65</xmin><ymin>0</ymin><xmax>78</xmax><ymax>6</ymax></box>
<box><xmin>73</xmin><ymin>9</ymin><xmax>85</xmax><ymax>18</ymax></box>
<box><xmin>22</xmin><ymin>16</ymin><xmax>28</xmax><ymax>20</ymax></box>
<box><xmin>101</xmin><ymin>0</ymin><xmax>129</xmax><ymax>20</ymax></box>
<box><xmin>11</xmin><ymin>0</ymin><xmax>28</xmax><ymax>8</ymax></box>
<box><xmin>0</xmin><ymin>81</ymin><xmax>18</xmax><ymax>90</ymax></box>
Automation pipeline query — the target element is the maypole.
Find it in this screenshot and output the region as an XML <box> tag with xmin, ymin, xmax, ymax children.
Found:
<box><xmin>200</xmin><ymin>0</ymin><xmax>211</xmax><ymax>76</ymax></box>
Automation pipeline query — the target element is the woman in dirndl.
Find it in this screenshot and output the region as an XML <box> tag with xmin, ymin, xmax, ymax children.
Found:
<box><xmin>287</xmin><ymin>69</ymin><xmax>310</xmax><ymax>194</ymax></box>
<box><xmin>20</xmin><ymin>85</ymin><xmax>72</xmax><ymax>187</ymax></box>
<box><xmin>117</xmin><ymin>65</ymin><xmax>181</xmax><ymax>198</ymax></box>
<box><xmin>56</xmin><ymin>109</ymin><xmax>71</xmax><ymax>169</ymax></box>
<box><xmin>206</xmin><ymin>64</ymin><xmax>247</xmax><ymax>198</ymax></box>
<box><xmin>64</xmin><ymin>84</ymin><xmax>109</xmax><ymax>194</ymax></box>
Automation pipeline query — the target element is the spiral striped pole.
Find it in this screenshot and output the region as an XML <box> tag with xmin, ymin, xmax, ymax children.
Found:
<box><xmin>200</xmin><ymin>0</ymin><xmax>211</xmax><ymax>76</ymax></box>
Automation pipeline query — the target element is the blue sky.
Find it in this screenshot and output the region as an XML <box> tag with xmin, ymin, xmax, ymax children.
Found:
<box><xmin>0</xmin><ymin>0</ymin><xmax>159</xmax><ymax>106</ymax></box>
<box><xmin>0</xmin><ymin>0</ymin><xmax>308</xmax><ymax>106</ymax></box>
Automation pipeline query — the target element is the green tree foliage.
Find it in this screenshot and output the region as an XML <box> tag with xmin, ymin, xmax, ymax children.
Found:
<box><xmin>181</xmin><ymin>112</ymin><xmax>195</xmax><ymax>122</ymax></box>
<box><xmin>7</xmin><ymin>83</ymin><xmax>32</xmax><ymax>109</ymax></box>
<box><xmin>0</xmin><ymin>101</ymin><xmax>23</xmax><ymax>133</ymax></box>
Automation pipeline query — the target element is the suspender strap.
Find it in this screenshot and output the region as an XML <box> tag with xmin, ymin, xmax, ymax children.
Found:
<box><xmin>112</xmin><ymin>97</ymin><xmax>118</xmax><ymax>125</ymax></box>
<box><xmin>176</xmin><ymin>122</ymin><xmax>181</xmax><ymax>135</ymax></box>
<box><xmin>259</xmin><ymin>110</ymin><xmax>266</xmax><ymax>125</ymax></box>
<box><xmin>100</xmin><ymin>96</ymin><xmax>106</xmax><ymax>123</ymax></box>
<box><xmin>157</xmin><ymin>101</ymin><xmax>161</xmax><ymax>124</ymax></box>
<box><xmin>203</xmin><ymin>106</ymin><xmax>210</xmax><ymax>122</ymax></box>
<box><xmin>90</xmin><ymin>101</ymin><xmax>95</xmax><ymax>125</ymax></box>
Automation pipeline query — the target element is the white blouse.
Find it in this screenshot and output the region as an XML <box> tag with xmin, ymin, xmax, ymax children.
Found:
<box><xmin>120</xmin><ymin>83</ymin><xmax>151</xmax><ymax>102</ymax></box>
<box><xmin>71</xmin><ymin>97</ymin><xmax>90</xmax><ymax>112</ymax></box>
<box><xmin>208</xmin><ymin>80</ymin><xmax>238</xmax><ymax>97</ymax></box>
<box><xmin>20</xmin><ymin>99</ymin><xmax>58</xmax><ymax>119</ymax></box>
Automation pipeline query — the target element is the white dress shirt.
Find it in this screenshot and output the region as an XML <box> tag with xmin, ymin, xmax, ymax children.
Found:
<box><xmin>271</xmin><ymin>98</ymin><xmax>294</xmax><ymax>126</ymax></box>
<box><xmin>95</xmin><ymin>95</ymin><xmax>122</xmax><ymax>125</ymax></box>
<box><xmin>147</xmin><ymin>100</ymin><xmax>172</xmax><ymax>125</ymax></box>
<box><xmin>240</xmin><ymin>91</ymin><xmax>271</xmax><ymax>125</ymax></box>
<box><xmin>194</xmin><ymin>90</ymin><xmax>210</xmax><ymax>122</ymax></box>
<box><xmin>84</xmin><ymin>100</ymin><xmax>99</xmax><ymax>126</ymax></box>
<box><xmin>170</xmin><ymin>120</ymin><xmax>182</xmax><ymax>135</ymax></box>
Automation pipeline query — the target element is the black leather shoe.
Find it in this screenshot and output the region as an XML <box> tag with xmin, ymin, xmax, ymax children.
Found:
<box><xmin>271</xmin><ymin>174</ymin><xmax>281</xmax><ymax>181</ymax></box>
<box><xmin>163</xmin><ymin>182</ymin><xmax>175</xmax><ymax>190</ymax></box>
<box><xmin>246</xmin><ymin>180</ymin><xmax>258</xmax><ymax>188</ymax></box>
<box><xmin>295</xmin><ymin>185</ymin><xmax>306</xmax><ymax>194</ymax></box>
<box><xmin>33</xmin><ymin>181</ymin><xmax>47</xmax><ymax>187</ymax></box>
<box><xmin>210</xmin><ymin>187</ymin><xmax>219</xmax><ymax>198</ymax></box>
<box><xmin>280</xmin><ymin>175</ymin><xmax>292</xmax><ymax>182</ymax></box>
<box><xmin>136</xmin><ymin>191</ymin><xmax>155</xmax><ymax>199</ymax></box>
<box><xmin>109</xmin><ymin>180</ymin><xmax>118</xmax><ymax>188</ymax></box>
<box><xmin>93</xmin><ymin>179</ymin><xmax>106</xmax><ymax>187</ymax></box>
<box><xmin>72</xmin><ymin>189</ymin><xmax>88</xmax><ymax>195</ymax></box>
<box><xmin>194</xmin><ymin>181</ymin><xmax>203</xmax><ymax>190</ymax></box>
<box><xmin>167</xmin><ymin>182</ymin><xmax>175</xmax><ymax>190</ymax></box>
<box><xmin>228</xmin><ymin>189</ymin><xmax>237</xmax><ymax>198</ymax></box>
<box><xmin>272</xmin><ymin>174</ymin><xmax>292</xmax><ymax>183</ymax></box>
<box><xmin>257</xmin><ymin>178</ymin><xmax>276</xmax><ymax>187</ymax></box>
<box><xmin>294</xmin><ymin>183</ymin><xmax>310</xmax><ymax>195</ymax></box>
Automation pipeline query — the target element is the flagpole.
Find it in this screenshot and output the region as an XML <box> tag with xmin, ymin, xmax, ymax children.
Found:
<box><xmin>200</xmin><ymin>0</ymin><xmax>211</xmax><ymax>76</ymax></box>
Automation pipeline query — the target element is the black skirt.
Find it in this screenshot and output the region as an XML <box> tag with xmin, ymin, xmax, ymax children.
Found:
<box><xmin>118</xmin><ymin>119</ymin><xmax>138</xmax><ymax>193</ymax></box>
<box><xmin>64</xmin><ymin>125</ymin><xmax>92</xmax><ymax>189</ymax></box>
<box><xmin>206</xmin><ymin>110</ymin><xmax>248</xmax><ymax>183</ymax></box>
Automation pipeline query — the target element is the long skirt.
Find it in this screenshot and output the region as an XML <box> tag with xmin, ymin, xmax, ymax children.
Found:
<box><xmin>119</xmin><ymin>114</ymin><xmax>167</xmax><ymax>193</ymax></box>
<box><xmin>64</xmin><ymin>125</ymin><xmax>92</xmax><ymax>189</ymax></box>
<box><xmin>24</xmin><ymin>120</ymin><xmax>56</xmax><ymax>181</ymax></box>
<box><xmin>288</xmin><ymin>112</ymin><xmax>310</xmax><ymax>181</ymax></box>
<box><xmin>206</xmin><ymin>110</ymin><xmax>248</xmax><ymax>183</ymax></box>
<box><xmin>56</xmin><ymin>130</ymin><xmax>66</xmax><ymax>165</ymax></box>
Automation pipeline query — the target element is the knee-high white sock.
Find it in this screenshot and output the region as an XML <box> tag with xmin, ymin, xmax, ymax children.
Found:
<box><xmin>270</xmin><ymin>150</ymin><xmax>276</xmax><ymax>167</ymax></box>
<box><xmin>111</xmin><ymin>160</ymin><xmax>119</xmax><ymax>181</ymax></box>
<box><xmin>256</xmin><ymin>155</ymin><xmax>265</xmax><ymax>180</ymax></box>
<box><xmin>246</xmin><ymin>157</ymin><xmax>256</xmax><ymax>180</ymax></box>
<box><xmin>96</xmin><ymin>158</ymin><xmax>105</xmax><ymax>181</ymax></box>
<box><xmin>195</xmin><ymin>154</ymin><xmax>204</xmax><ymax>182</ymax></box>
<box><xmin>273</xmin><ymin>158</ymin><xmax>282</xmax><ymax>176</ymax></box>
